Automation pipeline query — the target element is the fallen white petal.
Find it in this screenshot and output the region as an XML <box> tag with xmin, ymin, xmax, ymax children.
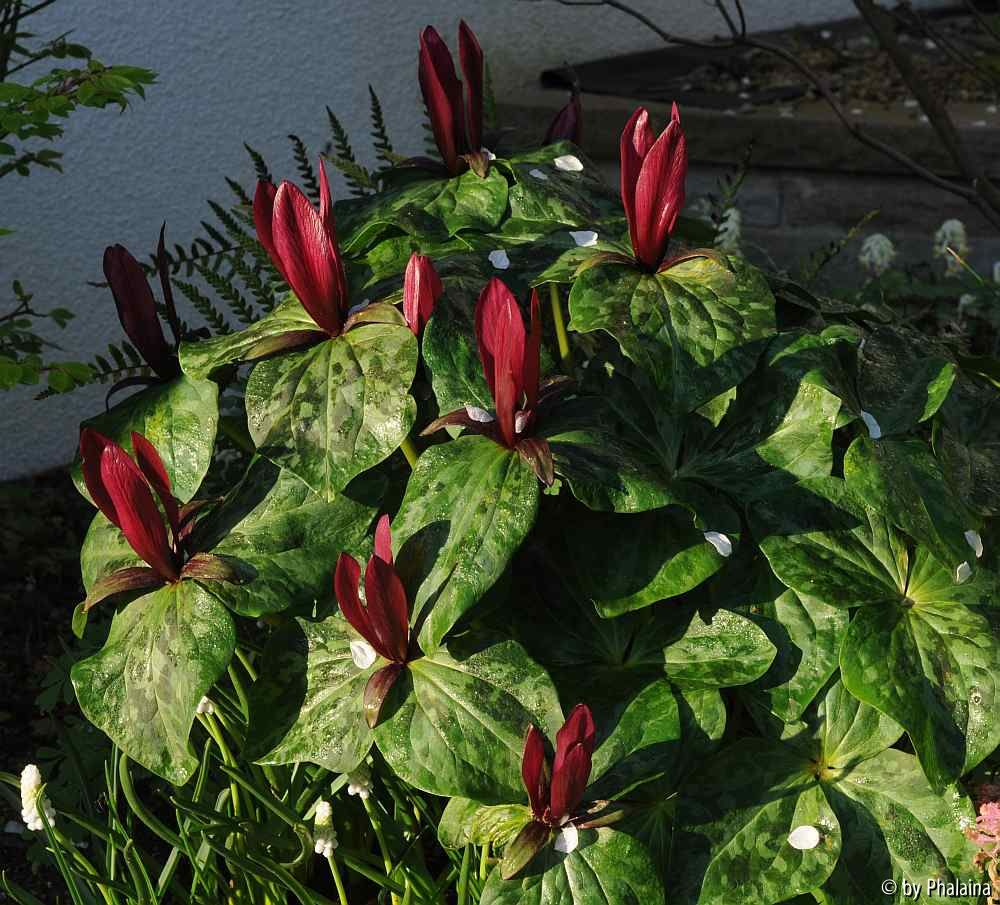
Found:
<box><xmin>554</xmin><ymin>824</ymin><xmax>579</xmax><ymax>854</ymax></box>
<box><xmin>528</xmin><ymin>168</ymin><xmax>549</xmax><ymax>181</ymax></box>
<box><xmin>481</xmin><ymin>147</ymin><xmax>496</xmax><ymax>161</ymax></box>
<box><xmin>956</xmin><ymin>561</ymin><xmax>972</xmax><ymax>583</ymax></box>
<box><xmin>703</xmin><ymin>531</ymin><xmax>733</xmax><ymax>557</ymax></box>
<box><xmin>488</xmin><ymin>250</ymin><xmax>510</xmax><ymax>270</ymax></box>
<box><xmin>787</xmin><ymin>825</ymin><xmax>821</xmax><ymax>850</ymax></box>
<box><xmin>965</xmin><ymin>529</ymin><xmax>984</xmax><ymax>559</ymax></box>
<box><xmin>465</xmin><ymin>405</ymin><xmax>495</xmax><ymax>423</ymax></box>
<box><xmin>569</xmin><ymin>230</ymin><xmax>598</xmax><ymax>247</ymax></box>
<box><xmin>860</xmin><ymin>411</ymin><xmax>882</xmax><ymax>440</ymax></box>
<box><xmin>196</xmin><ymin>696</ymin><xmax>214</xmax><ymax>715</ymax></box>
<box><xmin>514</xmin><ymin>411</ymin><xmax>530</xmax><ymax>434</ymax></box>
<box><xmin>553</xmin><ymin>154</ymin><xmax>583</xmax><ymax>172</ymax></box>
<box><xmin>350</xmin><ymin>639</ymin><xmax>377</xmax><ymax>669</ymax></box>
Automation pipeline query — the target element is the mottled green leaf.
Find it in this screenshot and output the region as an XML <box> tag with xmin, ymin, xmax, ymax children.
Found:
<box><xmin>73</xmin><ymin>374</ymin><xmax>219</xmax><ymax>504</ymax></box>
<box><xmin>392</xmin><ymin>436</ymin><xmax>540</xmax><ymax>651</ymax></box>
<box><xmin>245</xmin><ymin>315</ymin><xmax>417</xmax><ymax>500</ymax></box>
<box><xmin>244</xmin><ymin>616</ymin><xmax>375</xmax><ymax>772</ymax></box>
<box><xmin>71</xmin><ymin>582</ymin><xmax>235</xmax><ymax>785</ymax></box>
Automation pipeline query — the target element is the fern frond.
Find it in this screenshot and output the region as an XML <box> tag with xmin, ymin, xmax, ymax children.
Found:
<box><xmin>172</xmin><ymin>278</ymin><xmax>232</xmax><ymax>334</ymax></box>
<box><xmin>288</xmin><ymin>134</ymin><xmax>320</xmax><ymax>203</ymax></box>
<box><xmin>229</xmin><ymin>253</ymin><xmax>278</xmax><ymax>314</ymax></box>
<box><xmin>798</xmin><ymin>209</ymin><xmax>880</xmax><ymax>285</ymax></box>
<box><xmin>225</xmin><ymin>176</ymin><xmax>252</xmax><ymax>207</ymax></box>
<box><xmin>368</xmin><ymin>85</ymin><xmax>400</xmax><ymax>165</ymax></box>
<box><xmin>325</xmin><ymin>106</ymin><xmax>356</xmax><ymax>164</ymax></box>
<box><xmin>243</xmin><ymin>142</ymin><xmax>272</xmax><ymax>183</ymax></box>
<box><xmin>195</xmin><ymin>263</ymin><xmax>257</xmax><ymax>325</ymax></box>
<box><xmin>328</xmin><ymin>155</ymin><xmax>374</xmax><ymax>197</ymax></box>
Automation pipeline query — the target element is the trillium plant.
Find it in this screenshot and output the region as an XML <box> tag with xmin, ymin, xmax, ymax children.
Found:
<box><xmin>54</xmin><ymin>18</ymin><xmax>1000</xmax><ymax>905</ymax></box>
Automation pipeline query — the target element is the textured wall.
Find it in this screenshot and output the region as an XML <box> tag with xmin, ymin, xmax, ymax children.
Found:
<box><xmin>0</xmin><ymin>0</ymin><xmax>942</xmax><ymax>478</ymax></box>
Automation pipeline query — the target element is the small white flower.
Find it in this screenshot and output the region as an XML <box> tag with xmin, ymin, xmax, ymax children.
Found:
<box><xmin>347</xmin><ymin>299</ymin><xmax>372</xmax><ymax>316</ymax></box>
<box><xmin>514</xmin><ymin>411</ymin><xmax>530</xmax><ymax>435</ymax></box>
<box><xmin>956</xmin><ymin>561</ymin><xmax>973</xmax><ymax>583</ymax></box>
<box><xmin>553</xmin><ymin>154</ymin><xmax>583</xmax><ymax>172</ymax></box>
<box><xmin>933</xmin><ymin>219</ymin><xmax>969</xmax><ymax>273</ymax></box>
<box><xmin>858</xmin><ymin>234</ymin><xmax>896</xmax><ymax>276</ymax></box>
<box><xmin>20</xmin><ymin>764</ymin><xmax>54</xmax><ymax>832</ymax></box>
<box><xmin>488</xmin><ymin>250</ymin><xmax>510</xmax><ymax>270</ymax></box>
<box><xmin>350</xmin><ymin>639</ymin><xmax>377</xmax><ymax>669</ymax></box>
<box><xmin>528</xmin><ymin>168</ymin><xmax>549</xmax><ymax>181</ymax></box>
<box><xmin>924</xmin><ymin>38</ymin><xmax>937</xmax><ymax>50</ymax></box>
<box><xmin>569</xmin><ymin>229</ymin><xmax>598</xmax><ymax>248</ymax></box>
<box><xmin>787</xmin><ymin>825</ymin><xmax>821</xmax><ymax>850</ymax></box>
<box><xmin>313</xmin><ymin>801</ymin><xmax>338</xmax><ymax>857</ymax></box>
<box><xmin>965</xmin><ymin>530</ymin><xmax>984</xmax><ymax>559</ymax></box>
<box><xmin>347</xmin><ymin>764</ymin><xmax>372</xmax><ymax>800</ymax></box>
<box><xmin>860</xmin><ymin>411</ymin><xmax>882</xmax><ymax>440</ymax></box>
<box><xmin>715</xmin><ymin>207</ymin><xmax>742</xmax><ymax>253</ymax></box>
<box><xmin>703</xmin><ymin>531</ymin><xmax>733</xmax><ymax>557</ymax></box>
<box><xmin>919</xmin><ymin>114</ymin><xmax>930</xmax><ymax>124</ymax></box>
<box><xmin>196</xmin><ymin>696</ymin><xmax>214</xmax><ymax>715</ymax></box>
<box><xmin>960</xmin><ymin>815</ymin><xmax>974</xmax><ymax>830</ymax></box>
<box><xmin>554</xmin><ymin>823</ymin><xmax>579</xmax><ymax>854</ymax></box>
<box><xmin>465</xmin><ymin>405</ymin><xmax>495</xmax><ymax>423</ymax></box>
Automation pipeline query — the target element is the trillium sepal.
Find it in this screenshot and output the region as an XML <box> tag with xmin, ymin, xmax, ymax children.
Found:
<box><xmin>334</xmin><ymin>514</ymin><xmax>413</xmax><ymax>727</ymax></box>
<box><xmin>421</xmin><ymin>278</ymin><xmax>572</xmax><ymax>485</ymax></box>
<box><xmin>501</xmin><ymin>704</ymin><xmax>596</xmax><ymax>879</ymax></box>
<box><xmin>77</xmin><ymin>428</ymin><xmax>246</xmax><ymax>614</ymax></box>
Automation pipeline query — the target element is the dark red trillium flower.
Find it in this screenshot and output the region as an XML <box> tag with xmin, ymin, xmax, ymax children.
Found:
<box><xmin>253</xmin><ymin>156</ymin><xmax>350</xmax><ymax>338</ymax></box>
<box><xmin>335</xmin><ymin>515</ymin><xmax>412</xmax><ymax>728</ymax></box>
<box><xmin>402</xmin><ymin>252</ymin><xmax>443</xmax><ymax>336</ymax></box>
<box><xmin>79</xmin><ymin>428</ymin><xmax>242</xmax><ymax>610</ymax></box>
<box><xmin>502</xmin><ymin>705</ymin><xmax>597</xmax><ymax>879</ymax></box>
<box><xmin>544</xmin><ymin>88</ymin><xmax>582</xmax><ymax>146</ymax></box>
<box><xmin>418</xmin><ymin>21</ymin><xmax>488</xmax><ymax>176</ymax></box>
<box><xmin>422</xmin><ymin>278</ymin><xmax>569</xmax><ymax>485</ymax></box>
<box><xmin>102</xmin><ymin>225</ymin><xmax>181</xmax><ymax>382</ymax></box>
<box><xmin>620</xmin><ymin>103</ymin><xmax>688</xmax><ymax>272</ymax></box>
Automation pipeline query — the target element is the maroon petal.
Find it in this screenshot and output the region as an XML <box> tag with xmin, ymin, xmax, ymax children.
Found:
<box><xmin>419</xmin><ymin>26</ymin><xmax>467</xmax><ymax>173</ymax></box>
<box><xmin>549</xmin><ymin>744</ymin><xmax>592</xmax><ymax>821</ymax></box>
<box><xmin>500</xmin><ymin>820</ymin><xmax>550</xmax><ymax>881</ymax></box>
<box><xmin>373</xmin><ymin>513</ymin><xmax>393</xmax><ymax>566</ymax></box>
<box><xmin>516</xmin><ymin>437</ymin><xmax>555</xmax><ymax>486</ymax></box>
<box><xmin>253</xmin><ymin>180</ymin><xmax>285</xmax><ymax>279</ymax></box>
<box><xmin>103</xmin><ymin>244</ymin><xmax>175</xmax><ymax>379</ymax></box>
<box><xmin>632</xmin><ymin>103</ymin><xmax>686</xmax><ymax>270</ymax></box>
<box><xmin>419</xmin><ymin>408</ymin><xmax>496</xmax><ymax>440</ymax></box>
<box><xmin>180</xmin><ymin>552</ymin><xmax>249</xmax><ymax>583</ymax></box>
<box><xmin>317</xmin><ymin>157</ymin><xmax>349</xmax><ymax>308</ymax></box>
<box><xmin>335</xmin><ymin>552</ymin><xmax>384</xmax><ymax>656</ymax></box>
<box><xmin>130</xmin><ymin>431</ymin><xmax>180</xmax><ymax>538</ymax></box>
<box><xmin>475</xmin><ymin>278</ymin><xmax>525</xmax><ymax>446</ymax></box>
<box><xmin>618</xmin><ymin>107</ymin><xmax>655</xmax><ymax>269</ymax></box>
<box><xmin>402</xmin><ymin>253</ymin><xmax>443</xmax><ymax>335</ymax></box>
<box><xmin>553</xmin><ymin>703</ymin><xmax>597</xmax><ymax>775</ymax></box>
<box><xmin>79</xmin><ymin>428</ymin><xmax>120</xmax><ymax>527</ymax></box>
<box><xmin>272</xmin><ymin>181</ymin><xmax>345</xmax><ymax>336</ymax></box>
<box><xmin>544</xmin><ymin>90</ymin><xmax>582</xmax><ymax>146</ymax></box>
<box><xmin>100</xmin><ymin>444</ymin><xmax>179</xmax><ymax>581</ymax></box>
<box><xmin>458</xmin><ymin>21</ymin><xmax>484</xmax><ymax>153</ymax></box>
<box><xmin>80</xmin><ymin>566</ymin><xmax>164</xmax><ymax>612</ymax></box>
<box><xmin>364</xmin><ymin>662</ymin><xmax>404</xmax><ymax>728</ymax></box>
<box><xmin>363</xmin><ymin>555</ymin><xmax>410</xmax><ymax>663</ymax></box>
<box><xmin>521</xmin><ymin>724</ymin><xmax>549</xmax><ymax>820</ymax></box>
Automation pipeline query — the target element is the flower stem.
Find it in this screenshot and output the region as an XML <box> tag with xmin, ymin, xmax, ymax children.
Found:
<box><xmin>548</xmin><ymin>282</ymin><xmax>572</xmax><ymax>371</ymax></box>
<box><xmin>325</xmin><ymin>853</ymin><xmax>350</xmax><ymax>905</ymax></box>
<box><xmin>399</xmin><ymin>436</ymin><xmax>420</xmax><ymax>469</ymax></box>
<box><xmin>363</xmin><ymin>797</ymin><xmax>401</xmax><ymax>905</ymax></box>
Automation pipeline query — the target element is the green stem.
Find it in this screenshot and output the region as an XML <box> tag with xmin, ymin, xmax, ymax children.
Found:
<box><xmin>363</xmin><ymin>797</ymin><xmax>401</xmax><ymax>905</ymax></box>
<box><xmin>400</xmin><ymin>435</ymin><xmax>420</xmax><ymax>469</ymax></box>
<box><xmin>456</xmin><ymin>844</ymin><xmax>471</xmax><ymax>905</ymax></box>
<box><xmin>325</xmin><ymin>853</ymin><xmax>350</xmax><ymax>905</ymax></box>
<box><xmin>549</xmin><ymin>282</ymin><xmax>572</xmax><ymax>371</ymax></box>
<box><xmin>479</xmin><ymin>842</ymin><xmax>490</xmax><ymax>881</ymax></box>
<box><xmin>198</xmin><ymin>712</ymin><xmax>242</xmax><ymax>818</ymax></box>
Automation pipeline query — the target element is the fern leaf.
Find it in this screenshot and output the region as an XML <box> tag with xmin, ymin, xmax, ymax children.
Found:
<box><xmin>368</xmin><ymin>85</ymin><xmax>397</xmax><ymax>165</ymax></box>
<box><xmin>172</xmin><ymin>278</ymin><xmax>232</xmax><ymax>334</ymax></box>
<box><xmin>326</xmin><ymin>106</ymin><xmax>356</xmax><ymax>163</ymax></box>
<box><xmin>288</xmin><ymin>134</ymin><xmax>320</xmax><ymax>204</ymax></box>
<box><xmin>243</xmin><ymin>142</ymin><xmax>272</xmax><ymax>183</ymax></box>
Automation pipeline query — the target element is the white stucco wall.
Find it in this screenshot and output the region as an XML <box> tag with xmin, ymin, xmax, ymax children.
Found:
<box><xmin>0</xmin><ymin>0</ymin><xmax>942</xmax><ymax>478</ymax></box>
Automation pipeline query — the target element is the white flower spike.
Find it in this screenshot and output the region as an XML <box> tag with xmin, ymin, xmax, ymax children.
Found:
<box><xmin>703</xmin><ymin>531</ymin><xmax>733</xmax><ymax>557</ymax></box>
<box><xmin>20</xmin><ymin>764</ymin><xmax>55</xmax><ymax>832</ymax></box>
<box><xmin>569</xmin><ymin>230</ymin><xmax>598</xmax><ymax>248</ymax></box>
<box><xmin>489</xmin><ymin>250</ymin><xmax>510</xmax><ymax>270</ymax></box>
<box><xmin>715</xmin><ymin>207</ymin><xmax>742</xmax><ymax>253</ymax></box>
<box><xmin>313</xmin><ymin>799</ymin><xmax>338</xmax><ymax>857</ymax></box>
<box><xmin>350</xmin><ymin>639</ymin><xmax>377</xmax><ymax>669</ymax></box>
<box><xmin>553</xmin><ymin>154</ymin><xmax>583</xmax><ymax>172</ymax></box>
<box><xmin>787</xmin><ymin>825</ymin><xmax>821</xmax><ymax>850</ymax></box>
<box><xmin>858</xmin><ymin>234</ymin><xmax>896</xmax><ymax>277</ymax></box>
<box><xmin>347</xmin><ymin>764</ymin><xmax>373</xmax><ymax>800</ymax></box>
<box><xmin>964</xmin><ymin>529</ymin><xmax>984</xmax><ymax>559</ymax></box>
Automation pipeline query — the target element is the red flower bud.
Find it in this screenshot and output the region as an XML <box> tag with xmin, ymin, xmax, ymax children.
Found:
<box><xmin>520</xmin><ymin>704</ymin><xmax>595</xmax><ymax>825</ymax></box>
<box><xmin>403</xmin><ymin>253</ymin><xmax>443</xmax><ymax>335</ymax></box>
<box><xmin>544</xmin><ymin>90</ymin><xmax>582</xmax><ymax>146</ymax></box>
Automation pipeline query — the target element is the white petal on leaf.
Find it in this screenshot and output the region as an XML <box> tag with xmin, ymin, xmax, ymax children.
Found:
<box><xmin>553</xmin><ymin>154</ymin><xmax>583</xmax><ymax>172</ymax></box>
<box><xmin>465</xmin><ymin>405</ymin><xmax>495</xmax><ymax>423</ymax></box>
<box><xmin>860</xmin><ymin>410</ymin><xmax>882</xmax><ymax>439</ymax></box>
<box><xmin>528</xmin><ymin>168</ymin><xmax>549</xmax><ymax>181</ymax></box>
<box><xmin>488</xmin><ymin>250</ymin><xmax>510</xmax><ymax>270</ymax></box>
<box><xmin>569</xmin><ymin>230</ymin><xmax>598</xmax><ymax>247</ymax></box>
<box><xmin>964</xmin><ymin>529</ymin><xmax>984</xmax><ymax>559</ymax></box>
<box><xmin>703</xmin><ymin>531</ymin><xmax>733</xmax><ymax>557</ymax></box>
<box><xmin>350</xmin><ymin>639</ymin><xmax>377</xmax><ymax>669</ymax></box>
<box><xmin>956</xmin><ymin>561</ymin><xmax>973</xmax><ymax>584</ymax></box>
<box><xmin>554</xmin><ymin>824</ymin><xmax>579</xmax><ymax>854</ymax></box>
<box><xmin>787</xmin><ymin>825</ymin><xmax>821</xmax><ymax>850</ymax></box>
<box><xmin>481</xmin><ymin>147</ymin><xmax>496</xmax><ymax>161</ymax></box>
